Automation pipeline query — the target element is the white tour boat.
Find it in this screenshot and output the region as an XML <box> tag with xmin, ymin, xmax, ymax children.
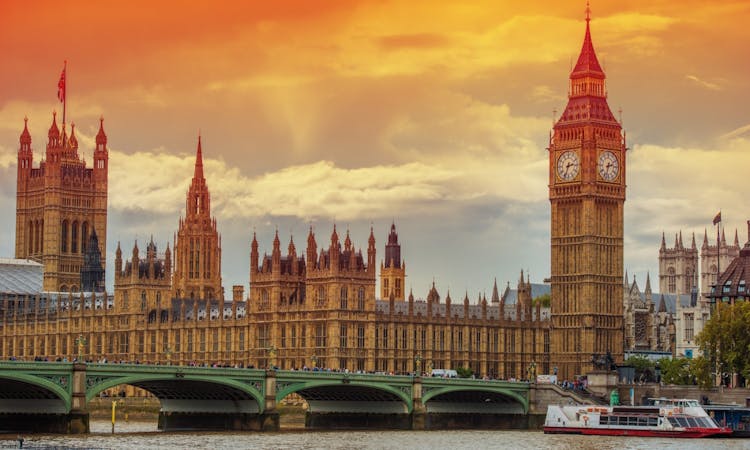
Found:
<box><xmin>544</xmin><ymin>398</ymin><xmax>732</xmax><ymax>438</ymax></box>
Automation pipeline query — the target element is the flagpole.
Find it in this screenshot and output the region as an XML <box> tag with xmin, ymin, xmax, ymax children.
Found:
<box><xmin>62</xmin><ymin>60</ymin><xmax>67</xmax><ymax>127</ymax></box>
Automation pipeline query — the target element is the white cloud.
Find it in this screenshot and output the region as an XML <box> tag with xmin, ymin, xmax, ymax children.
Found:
<box><xmin>685</xmin><ymin>74</ymin><xmax>722</xmax><ymax>91</ymax></box>
<box><xmin>720</xmin><ymin>124</ymin><xmax>750</xmax><ymax>140</ymax></box>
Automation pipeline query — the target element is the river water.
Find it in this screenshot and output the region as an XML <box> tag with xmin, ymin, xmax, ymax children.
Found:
<box><xmin>0</xmin><ymin>421</ymin><xmax>747</xmax><ymax>450</ymax></box>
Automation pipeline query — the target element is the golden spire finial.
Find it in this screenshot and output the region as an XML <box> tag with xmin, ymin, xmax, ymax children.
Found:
<box><xmin>586</xmin><ymin>1</ymin><xmax>591</xmax><ymax>22</ymax></box>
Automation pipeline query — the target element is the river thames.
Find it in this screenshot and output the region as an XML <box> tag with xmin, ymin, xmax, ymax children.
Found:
<box><xmin>1</xmin><ymin>421</ymin><xmax>748</xmax><ymax>450</ymax></box>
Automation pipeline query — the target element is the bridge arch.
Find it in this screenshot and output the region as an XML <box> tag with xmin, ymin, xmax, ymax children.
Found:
<box><xmin>422</xmin><ymin>385</ymin><xmax>528</xmax><ymax>414</ymax></box>
<box><xmin>277</xmin><ymin>379</ymin><xmax>413</xmax><ymax>414</ymax></box>
<box><xmin>85</xmin><ymin>374</ymin><xmax>265</xmax><ymax>414</ymax></box>
<box><xmin>0</xmin><ymin>372</ymin><xmax>71</xmax><ymax>414</ymax></box>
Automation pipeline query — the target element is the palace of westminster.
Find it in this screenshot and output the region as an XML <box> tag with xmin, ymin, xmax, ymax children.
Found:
<box><xmin>0</xmin><ymin>12</ymin><xmax>739</xmax><ymax>381</ymax></box>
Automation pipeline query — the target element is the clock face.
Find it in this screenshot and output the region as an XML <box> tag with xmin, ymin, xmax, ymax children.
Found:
<box><xmin>598</xmin><ymin>151</ymin><xmax>619</xmax><ymax>181</ymax></box>
<box><xmin>556</xmin><ymin>151</ymin><xmax>580</xmax><ymax>181</ymax></box>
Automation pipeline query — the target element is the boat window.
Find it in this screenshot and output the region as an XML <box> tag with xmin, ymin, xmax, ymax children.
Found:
<box><xmin>637</xmin><ymin>417</ymin><xmax>648</xmax><ymax>426</ymax></box>
<box><xmin>648</xmin><ymin>417</ymin><xmax>658</xmax><ymax>426</ymax></box>
<box><xmin>668</xmin><ymin>417</ymin><xmax>680</xmax><ymax>426</ymax></box>
<box><xmin>678</xmin><ymin>417</ymin><xmax>690</xmax><ymax>427</ymax></box>
<box><xmin>686</xmin><ymin>417</ymin><xmax>699</xmax><ymax>427</ymax></box>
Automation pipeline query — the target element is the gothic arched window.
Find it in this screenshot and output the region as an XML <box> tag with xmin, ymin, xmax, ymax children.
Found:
<box><xmin>667</xmin><ymin>267</ymin><xmax>676</xmax><ymax>293</ymax></box>
<box><xmin>317</xmin><ymin>286</ymin><xmax>326</xmax><ymax>307</ymax></box>
<box><xmin>358</xmin><ymin>287</ymin><xmax>365</xmax><ymax>310</ymax></box>
<box><xmin>81</xmin><ymin>222</ymin><xmax>89</xmax><ymax>253</ymax></box>
<box><xmin>340</xmin><ymin>286</ymin><xmax>348</xmax><ymax>309</ymax></box>
<box><xmin>61</xmin><ymin>220</ymin><xmax>68</xmax><ymax>253</ymax></box>
<box><xmin>71</xmin><ymin>220</ymin><xmax>79</xmax><ymax>253</ymax></box>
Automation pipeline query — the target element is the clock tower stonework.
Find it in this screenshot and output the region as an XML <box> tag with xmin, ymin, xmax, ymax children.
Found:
<box><xmin>549</xmin><ymin>9</ymin><xmax>626</xmax><ymax>379</ymax></box>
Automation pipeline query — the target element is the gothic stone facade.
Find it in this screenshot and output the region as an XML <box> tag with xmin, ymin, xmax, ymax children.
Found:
<box><xmin>2</xmin><ymin>136</ymin><xmax>550</xmax><ymax>378</ymax></box>
<box><xmin>14</xmin><ymin>114</ymin><xmax>108</xmax><ymax>292</ymax></box>
<box><xmin>623</xmin><ymin>273</ymin><xmax>674</xmax><ymax>354</ymax></box>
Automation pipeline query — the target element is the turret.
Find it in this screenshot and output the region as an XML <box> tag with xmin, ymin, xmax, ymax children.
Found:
<box><xmin>47</xmin><ymin>111</ymin><xmax>60</xmax><ymax>149</ymax></box>
<box><xmin>250</xmin><ymin>232</ymin><xmax>259</xmax><ymax>276</ymax></box>
<box><xmin>131</xmin><ymin>241</ymin><xmax>140</xmax><ymax>282</ymax></box>
<box><xmin>93</xmin><ymin>117</ymin><xmax>108</xmax><ymax>182</ymax></box>
<box><xmin>68</xmin><ymin>123</ymin><xmax>78</xmax><ymax>151</ymax></box>
<box><xmin>164</xmin><ymin>243</ymin><xmax>172</xmax><ymax>276</ymax></box>
<box><xmin>491</xmin><ymin>278</ymin><xmax>500</xmax><ymax>303</ymax></box>
<box><xmin>384</xmin><ymin>222</ymin><xmax>401</xmax><ymax>268</ymax></box>
<box><xmin>17</xmin><ymin>117</ymin><xmax>32</xmax><ymax>181</ymax></box>
<box><xmin>272</xmin><ymin>230</ymin><xmax>281</xmax><ymax>275</ymax></box>
<box><xmin>367</xmin><ymin>226</ymin><xmax>376</xmax><ymax>272</ymax></box>
<box><xmin>115</xmin><ymin>241</ymin><xmax>123</xmax><ymax>277</ymax></box>
<box><xmin>147</xmin><ymin>236</ymin><xmax>156</xmax><ymax>279</ymax></box>
<box><xmin>306</xmin><ymin>226</ymin><xmax>317</xmax><ymax>270</ymax></box>
<box><xmin>329</xmin><ymin>225</ymin><xmax>340</xmax><ymax>272</ymax></box>
<box><xmin>288</xmin><ymin>235</ymin><xmax>297</xmax><ymax>275</ymax></box>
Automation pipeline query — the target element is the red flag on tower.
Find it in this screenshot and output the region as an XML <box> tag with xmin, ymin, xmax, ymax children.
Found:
<box><xmin>57</xmin><ymin>64</ymin><xmax>66</xmax><ymax>102</ymax></box>
<box><xmin>713</xmin><ymin>211</ymin><xmax>722</xmax><ymax>225</ymax></box>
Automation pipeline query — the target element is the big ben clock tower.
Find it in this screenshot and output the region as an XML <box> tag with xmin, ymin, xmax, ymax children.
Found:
<box><xmin>549</xmin><ymin>6</ymin><xmax>625</xmax><ymax>379</ymax></box>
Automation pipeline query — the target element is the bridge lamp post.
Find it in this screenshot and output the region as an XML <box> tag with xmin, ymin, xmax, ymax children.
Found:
<box><xmin>311</xmin><ymin>354</ymin><xmax>318</xmax><ymax>370</ymax></box>
<box><xmin>75</xmin><ymin>334</ymin><xmax>87</xmax><ymax>362</ymax></box>
<box><xmin>414</xmin><ymin>354</ymin><xmax>422</xmax><ymax>376</ymax></box>
<box><xmin>529</xmin><ymin>362</ymin><xmax>537</xmax><ymax>383</ymax></box>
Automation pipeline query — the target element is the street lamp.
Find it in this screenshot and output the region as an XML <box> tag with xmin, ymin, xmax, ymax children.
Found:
<box><xmin>311</xmin><ymin>354</ymin><xmax>318</xmax><ymax>370</ymax></box>
<box><xmin>414</xmin><ymin>354</ymin><xmax>422</xmax><ymax>376</ymax></box>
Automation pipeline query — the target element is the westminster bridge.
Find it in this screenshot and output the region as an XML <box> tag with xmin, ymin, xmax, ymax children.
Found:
<box><xmin>0</xmin><ymin>361</ymin><xmax>592</xmax><ymax>433</ymax></box>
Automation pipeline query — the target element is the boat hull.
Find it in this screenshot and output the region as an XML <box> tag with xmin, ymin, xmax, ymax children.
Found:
<box><xmin>544</xmin><ymin>426</ymin><xmax>732</xmax><ymax>438</ymax></box>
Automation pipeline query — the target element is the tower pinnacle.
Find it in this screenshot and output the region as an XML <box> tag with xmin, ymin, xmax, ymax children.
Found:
<box><xmin>194</xmin><ymin>134</ymin><xmax>204</xmax><ymax>180</ymax></box>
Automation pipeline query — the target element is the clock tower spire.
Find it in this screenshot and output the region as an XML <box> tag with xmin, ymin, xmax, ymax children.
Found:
<box><xmin>549</xmin><ymin>5</ymin><xmax>626</xmax><ymax>379</ymax></box>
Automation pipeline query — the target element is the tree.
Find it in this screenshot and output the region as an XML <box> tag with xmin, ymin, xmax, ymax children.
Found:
<box><xmin>455</xmin><ymin>366</ymin><xmax>474</xmax><ymax>378</ymax></box>
<box><xmin>697</xmin><ymin>301</ymin><xmax>750</xmax><ymax>386</ymax></box>
<box><xmin>658</xmin><ymin>357</ymin><xmax>691</xmax><ymax>385</ymax></box>
<box><xmin>624</xmin><ymin>355</ymin><xmax>655</xmax><ymax>382</ymax></box>
<box><xmin>534</xmin><ymin>293</ymin><xmax>551</xmax><ymax>308</ymax></box>
<box><xmin>688</xmin><ymin>356</ymin><xmax>713</xmax><ymax>388</ymax></box>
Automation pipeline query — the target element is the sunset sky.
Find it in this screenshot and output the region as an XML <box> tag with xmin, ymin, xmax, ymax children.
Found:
<box><xmin>1</xmin><ymin>0</ymin><xmax>749</xmax><ymax>298</ymax></box>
